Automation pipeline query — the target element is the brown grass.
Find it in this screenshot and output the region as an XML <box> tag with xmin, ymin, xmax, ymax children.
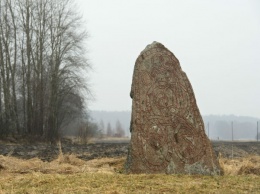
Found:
<box><xmin>219</xmin><ymin>155</ymin><xmax>260</xmax><ymax>175</ymax></box>
<box><xmin>0</xmin><ymin>154</ymin><xmax>259</xmax><ymax>193</ymax></box>
<box><xmin>0</xmin><ymin>154</ymin><xmax>125</xmax><ymax>174</ymax></box>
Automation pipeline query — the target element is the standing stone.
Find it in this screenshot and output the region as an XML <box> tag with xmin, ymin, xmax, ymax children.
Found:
<box><xmin>125</xmin><ymin>41</ymin><xmax>222</xmax><ymax>175</ymax></box>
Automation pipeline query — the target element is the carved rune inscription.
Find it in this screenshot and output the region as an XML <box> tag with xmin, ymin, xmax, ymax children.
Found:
<box><xmin>125</xmin><ymin>42</ymin><xmax>222</xmax><ymax>175</ymax></box>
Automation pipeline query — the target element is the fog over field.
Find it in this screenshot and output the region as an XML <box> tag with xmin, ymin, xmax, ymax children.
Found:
<box><xmin>79</xmin><ymin>1</ymin><xmax>260</xmax><ymax>141</ymax></box>
<box><xmin>90</xmin><ymin>111</ymin><xmax>260</xmax><ymax>140</ymax></box>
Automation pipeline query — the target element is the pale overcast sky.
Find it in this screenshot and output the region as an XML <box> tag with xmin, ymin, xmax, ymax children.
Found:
<box><xmin>77</xmin><ymin>0</ymin><xmax>260</xmax><ymax>119</ymax></box>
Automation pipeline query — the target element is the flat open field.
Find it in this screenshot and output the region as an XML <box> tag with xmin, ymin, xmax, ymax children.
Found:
<box><xmin>1</xmin><ymin>138</ymin><xmax>259</xmax><ymax>161</ymax></box>
<box><xmin>0</xmin><ymin>139</ymin><xmax>259</xmax><ymax>193</ymax></box>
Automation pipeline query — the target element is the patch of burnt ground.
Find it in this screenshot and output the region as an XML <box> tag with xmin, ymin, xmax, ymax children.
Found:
<box><xmin>212</xmin><ymin>141</ymin><xmax>260</xmax><ymax>158</ymax></box>
<box><xmin>0</xmin><ymin>139</ymin><xmax>259</xmax><ymax>161</ymax></box>
<box><xmin>0</xmin><ymin>139</ymin><xmax>128</xmax><ymax>162</ymax></box>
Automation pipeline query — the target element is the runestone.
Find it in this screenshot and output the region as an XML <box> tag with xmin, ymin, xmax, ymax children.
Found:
<box><xmin>125</xmin><ymin>42</ymin><xmax>222</xmax><ymax>175</ymax></box>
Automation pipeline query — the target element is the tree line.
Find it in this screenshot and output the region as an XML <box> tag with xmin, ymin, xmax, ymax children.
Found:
<box><xmin>0</xmin><ymin>0</ymin><xmax>90</xmax><ymax>142</ymax></box>
<box><xmin>102</xmin><ymin>120</ymin><xmax>125</xmax><ymax>138</ymax></box>
<box><xmin>62</xmin><ymin>119</ymin><xmax>126</xmax><ymax>144</ymax></box>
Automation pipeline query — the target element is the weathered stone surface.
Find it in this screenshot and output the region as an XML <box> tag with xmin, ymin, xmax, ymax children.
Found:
<box><xmin>125</xmin><ymin>42</ymin><xmax>222</xmax><ymax>175</ymax></box>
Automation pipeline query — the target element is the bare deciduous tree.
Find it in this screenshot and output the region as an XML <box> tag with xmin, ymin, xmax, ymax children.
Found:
<box><xmin>106</xmin><ymin>122</ymin><xmax>113</xmax><ymax>137</ymax></box>
<box><xmin>115</xmin><ymin>120</ymin><xmax>125</xmax><ymax>137</ymax></box>
<box><xmin>0</xmin><ymin>0</ymin><xmax>91</xmax><ymax>142</ymax></box>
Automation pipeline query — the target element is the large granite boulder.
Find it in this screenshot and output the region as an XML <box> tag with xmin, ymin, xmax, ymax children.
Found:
<box><xmin>125</xmin><ymin>42</ymin><xmax>222</xmax><ymax>175</ymax></box>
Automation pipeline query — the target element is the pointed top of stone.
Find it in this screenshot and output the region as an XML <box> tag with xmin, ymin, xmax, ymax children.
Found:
<box><xmin>142</xmin><ymin>41</ymin><xmax>166</xmax><ymax>52</ymax></box>
<box><xmin>136</xmin><ymin>42</ymin><xmax>179</xmax><ymax>70</ymax></box>
<box><xmin>146</xmin><ymin>41</ymin><xmax>163</xmax><ymax>48</ymax></box>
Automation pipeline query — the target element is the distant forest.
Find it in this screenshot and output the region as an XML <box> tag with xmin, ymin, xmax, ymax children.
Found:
<box><xmin>90</xmin><ymin>111</ymin><xmax>260</xmax><ymax>141</ymax></box>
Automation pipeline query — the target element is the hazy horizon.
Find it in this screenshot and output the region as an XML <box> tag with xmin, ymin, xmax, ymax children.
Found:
<box><xmin>90</xmin><ymin>110</ymin><xmax>260</xmax><ymax>120</ymax></box>
<box><xmin>90</xmin><ymin>110</ymin><xmax>260</xmax><ymax>140</ymax></box>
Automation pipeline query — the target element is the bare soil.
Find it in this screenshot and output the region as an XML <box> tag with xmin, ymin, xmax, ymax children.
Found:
<box><xmin>212</xmin><ymin>141</ymin><xmax>260</xmax><ymax>158</ymax></box>
<box><xmin>0</xmin><ymin>138</ymin><xmax>259</xmax><ymax>161</ymax></box>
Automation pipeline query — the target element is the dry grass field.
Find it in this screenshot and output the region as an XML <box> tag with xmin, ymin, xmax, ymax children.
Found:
<box><xmin>0</xmin><ymin>154</ymin><xmax>259</xmax><ymax>193</ymax></box>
